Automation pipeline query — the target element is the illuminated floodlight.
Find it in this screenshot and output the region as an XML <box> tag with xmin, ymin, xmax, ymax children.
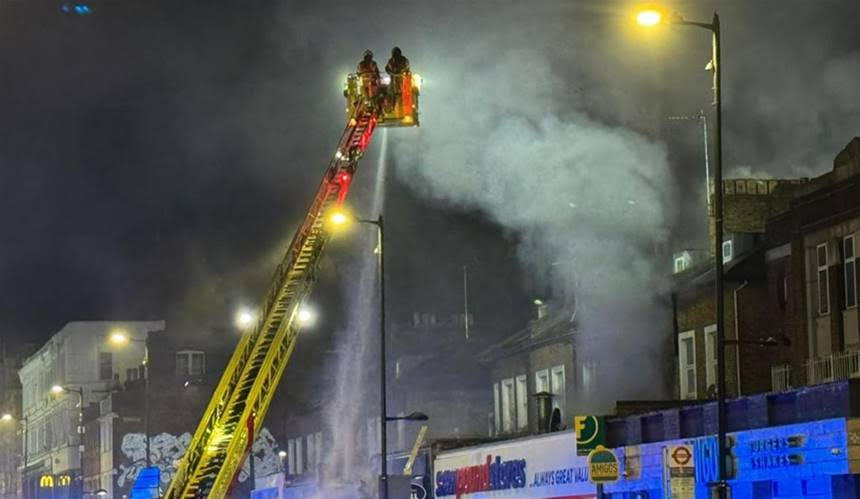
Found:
<box><xmin>296</xmin><ymin>306</ymin><xmax>317</xmax><ymax>327</ymax></box>
<box><xmin>0</xmin><ymin>414</ymin><xmax>12</xmax><ymax>422</ymax></box>
<box><xmin>50</xmin><ymin>385</ymin><xmax>65</xmax><ymax>394</ymax></box>
<box><xmin>235</xmin><ymin>308</ymin><xmax>255</xmax><ymax>329</ymax></box>
<box><xmin>636</xmin><ymin>8</ymin><xmax>662</xmax><ymax>26</ymax></box>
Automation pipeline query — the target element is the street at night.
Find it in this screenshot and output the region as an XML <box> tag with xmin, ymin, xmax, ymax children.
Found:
<box><xmin>1</xmin><ymin>1</ymin><xmax>860</xmax><ymax>498</ymax></box>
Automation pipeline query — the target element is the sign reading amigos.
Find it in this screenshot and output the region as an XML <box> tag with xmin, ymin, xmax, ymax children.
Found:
<box><xmin>587</xmin><ymin>445</ymin><xmax>619</xmax><ymax>483</ymax></box>
<box><xmin>575</xmin><ymin>415</ymin><xmax>606</xmax><ymax>456</ymax></box>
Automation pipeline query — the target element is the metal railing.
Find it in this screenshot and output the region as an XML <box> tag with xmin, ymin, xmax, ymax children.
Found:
<box><xmin>770</xmin><ymin>364</ymin><xmax>792</xmax><ymax>391</ymax></box>
<box><xmin>804</xmin><ymin>349</ymin><xmax>860</xmax><ymax>386</ymax></box>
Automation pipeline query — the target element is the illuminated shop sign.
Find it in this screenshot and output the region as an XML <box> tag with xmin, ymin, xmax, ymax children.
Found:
<box><xmin>435</xmin><ymin>455</ymin><xmax>526</xmax><ymax>497</ymax></box>
<box><xmin>610</xmin><ymin>418</ymin><xmax>851</xmax><ymax>497</ymax></box>
<box><xmin>39</xmin><ymin>474</ymin><xmax>72</xmax><ymax>488</ymax></box>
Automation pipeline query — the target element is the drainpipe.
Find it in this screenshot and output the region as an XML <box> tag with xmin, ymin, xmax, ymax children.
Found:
<box><xmin>733</xmin><ymin>281</ymin><xmax>749</xmax><ymax>396</ymax></box>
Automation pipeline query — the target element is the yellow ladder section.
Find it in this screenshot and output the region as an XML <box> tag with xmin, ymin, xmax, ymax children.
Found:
<box><xmin>164</xmin><ymin>104</ymin><xmax>378</xmax><ymax>498</ymax></box>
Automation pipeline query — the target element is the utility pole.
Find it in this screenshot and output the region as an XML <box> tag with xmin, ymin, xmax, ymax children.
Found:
<box><xmin>463</xmin><ymin>265</ymin><xmax>470</xmax><ymax>340</ymax></box>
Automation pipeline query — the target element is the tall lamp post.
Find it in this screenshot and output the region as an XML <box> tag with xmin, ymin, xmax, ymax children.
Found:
<box><xmin>637</xmin><ymin>7</ymin><xmax>727</xmax><ymax>497</ymax></box>
<box><xmin>108</xmin><ymin>330</ymin><xmax>152</xmax><ymax>467</ymax></box>
<box><xmin>1</xmin><ymin>413</ymin><xmax>27</xmax><ymax>497</ymax></box>
<box><xmin>50</xmin><ymin>385</ymin><xmax>85</xmax><ymax>493</ymax></box>
<box><xmin>327</xmin><ymin>209</ymin><xmax>429</xmax><ymax>499</ymax></box>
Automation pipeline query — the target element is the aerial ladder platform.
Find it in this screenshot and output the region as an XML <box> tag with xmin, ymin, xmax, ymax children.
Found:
<box><xmin>163</xmin><ymin>64</ymin><xmax>420</xmax><ymax>498</ymax></box>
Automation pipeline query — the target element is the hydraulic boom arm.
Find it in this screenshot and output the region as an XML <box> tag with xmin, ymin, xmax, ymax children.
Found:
<box><xmin>164</xmin><ymin>64</ymin><xmax>419</xmax><ymax>498</ymax></box>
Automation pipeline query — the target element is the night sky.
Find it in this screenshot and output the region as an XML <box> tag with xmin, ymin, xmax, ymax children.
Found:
<box><xmin>1</xmin><ymin>0</ymin><xmax>858</xmax><ymax>353</ymax></box>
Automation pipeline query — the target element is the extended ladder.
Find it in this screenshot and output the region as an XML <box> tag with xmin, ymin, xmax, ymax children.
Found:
<box><xmin>164</xmin><ymin>103</ymin><xmax>378</xmax><ymax>498</ymax></box>
<box><xmin>164</xmin><ymin>62</ymin><xmax>420</xmax><ymax>497</ymax></box>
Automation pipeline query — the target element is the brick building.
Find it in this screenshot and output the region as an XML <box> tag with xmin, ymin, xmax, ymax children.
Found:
<box><xmin>672</xmin><ymin>177</ymin><xmax>809</xmax><ymax>400</ymax></box>
<box><xmin>79</xmin><ymin>326</ymin><xmax>237</xmax><ymax>498</ymax></box>
<box><xmin>478</xmin><ymin>302</ymin><xmax>579</xmax><ymax>437</ymax></box>
<box><xmin>764</xmin><ymin>137</ymin><xmax>860</xmax><ymax>390</ymax></box>
<box><xmin>672</xmin><ymin>137</ymin><xmax>860</xmax><ymax>401</ymax></box>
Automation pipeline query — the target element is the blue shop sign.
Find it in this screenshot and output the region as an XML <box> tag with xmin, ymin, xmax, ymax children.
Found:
<box><xmin>608</xmin><ymin>417</ymin><xmax>859</xmax><ymax>497</ymax></box>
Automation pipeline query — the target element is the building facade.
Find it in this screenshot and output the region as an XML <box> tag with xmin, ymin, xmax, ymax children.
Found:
<box><xmin>17</xmin><ymin>321</ymin><xmax>164</xmax><ymax>498</ymax></box>
<box><xmin>672</xmin><ymin>137</ymin><xmax>860</xmax><ymax>401</ymax></box>
<box><xmin>0</xmin><ymin>346</ymin><xmax>24</xmax><ymax>499</ymax></box>
<box><xmin>479</xmin><ymin>304</ymin><xmax>579</xmax><ymax>438</ymax></box>
<box><xmin>765</xmin><ymin>137</ymin><xmax>860</xmax><ymax>390</ymax></box>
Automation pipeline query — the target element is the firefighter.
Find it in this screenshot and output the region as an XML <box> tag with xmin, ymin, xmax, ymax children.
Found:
<box><xmin>385</xmin><ymin>46</ymin><xmax>410</xmax><ymax>76</ymax></box>
<box><xmin>356</xmin><ymin>49</ymin><xmax>380</xmax><ymax>102</ymax></box>
<box><xmin>384</xmin><ymin>47</ymin><xmax>410</xmax><ymax>113</ymax></box>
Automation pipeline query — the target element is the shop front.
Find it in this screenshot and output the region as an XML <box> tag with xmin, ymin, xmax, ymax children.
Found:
<box><xmin>607</xmin><ymin>417</ymin><xmax>860</xmax><ymax>498</ymax></box>
<box><xmin>433</xmin><ymin>431</ymin><xmax>596</xmax><ymax>498</ymax></box>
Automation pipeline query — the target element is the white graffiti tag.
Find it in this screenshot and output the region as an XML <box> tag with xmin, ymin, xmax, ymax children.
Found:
<box><xmin>116</xmin><ymin>428</ymin><xmax>282</xmax><ymax>489</ymax></box>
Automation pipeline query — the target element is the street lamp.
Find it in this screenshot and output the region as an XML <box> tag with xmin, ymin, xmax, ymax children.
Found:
<box><xmin>50</xmin><ymin>385</ymin><xmax>85</xmax><ymax>491</ymax></box>
<box><xmin>328</xmin><ymin>207</ymin><xmax>428</xmax><ymax>499</ymax></box>
<box><xmin>296</xmin><ymin>306</ymin><xmax>317</xmax><ymax>327</ymax></box>
<box><xmin>0</xmin><ymin>413</ymin><xmax>27</xmax><ymax>495</ymax></box>
<box><xmin>329</xmin><ymin>208</ymin><xmax>389</xmax><ymax>497</ymax></box>
<box><xmin>637</xmin><ymin>6</ymin><xmax>727</xmax><ymax>497</ymax></box>
<box><xmin>235</xmin><ymin>308</ymin><xmax>255</xmax><ymax>329</ymax></box>
<box><xmin>108</xmin><ymin>329</ymin><xmax>153</xmax><ymax>467</ymax></box>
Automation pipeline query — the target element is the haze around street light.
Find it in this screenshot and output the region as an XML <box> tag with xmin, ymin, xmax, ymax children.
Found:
<box><xmin>235</xmin><ymin>308</ymin><xmax>255</xmax><ymax>329</ymax></box>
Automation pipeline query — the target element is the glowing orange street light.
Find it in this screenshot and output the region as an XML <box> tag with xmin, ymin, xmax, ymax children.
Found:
<box><xmin>328</xmin><ymin>209</ymin><xmax>351</xmax><ymax>227</ymax></box>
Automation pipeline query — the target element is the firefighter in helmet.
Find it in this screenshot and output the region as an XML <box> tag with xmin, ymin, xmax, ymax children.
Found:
<box><xmin>385</xmin><ymin>46</ymin><xmax>410</xmax><ymax>76</ymax></box>
<box><xmin>356</xmin><ymin>49</ymin><xmax>380</xmax><ymax>102</ymax></box>
<box><xmin>384</xmin><ymin>47</ymin><xmax>410</xmax><ymax>112</ymax></box>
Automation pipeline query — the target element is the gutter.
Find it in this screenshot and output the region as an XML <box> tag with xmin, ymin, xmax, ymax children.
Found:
<box><xmin>733</xmin><ymin>280</ymin><xmax>750</xmax><ymax>395</ymax></box>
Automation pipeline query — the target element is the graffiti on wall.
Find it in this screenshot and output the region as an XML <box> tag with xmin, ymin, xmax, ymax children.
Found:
<box><xmin>116</xmin><ymin>428</ymin><xmax>282</xmax><ymax>489</ymax></box>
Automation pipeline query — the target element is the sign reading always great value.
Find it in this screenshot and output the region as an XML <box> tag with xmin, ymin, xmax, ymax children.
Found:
<box><xmin>434</xmin><ymin>431</ymin><xmax>594</xmax><ymax>498</ymax></box>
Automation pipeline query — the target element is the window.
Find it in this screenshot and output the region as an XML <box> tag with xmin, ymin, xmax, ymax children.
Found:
<box><xmin>99</xmin><ymin>352</ymin><xmax>113</xmax><ymax>381</ymax></box>
<box><xmin>722</xmin><ymin>240</ymin><xmax>733</xmax><ymax>264</ymax></box>
<box><xmin>176</xmin><ymin>350</ymin><xmax>206</xmax><ymax>377</ymax></box>
<box><xmin>817</xmin><ymin>243</ymin><xmax>830</xmax><ymax>315</ymax></box>
<box><xmin>550</xmin><ymin>365</ymin><xmax>566</xmax><ymax>418</ymax></box>
<box><xmin>704</xmin><ymin>325</ymin><xmax>717</xmax><ymax>393</ymax></box>
<box><xmin>845</xmin><ymin>235</ymin><xmax>857</xmax><ymax>309</ymax></box>
<box><xmin>581</xmin><ymin>362</ymin><xmax>595</xmax><ymax>393</ymax></box>
<box><xmin>679</xmin><ymin>330</ymin><xmax>696</xmax><ymax>399</ymax></box>
<box><xmin>306</xmin><ymin>434</ymin><xmax>315</xmax><ymax>473</ymax></box>
<box><xmin>295</xmin><ymin>436</ymin><xmax>303</xmax><ymax>474</ymax></box>
<box><xmin>777</xmin><ymin>273</ymin><xmax>789</xmax><ymax>309</ymax></box>
<box><xmin>674</xmin><ymin>256</ymin><xmax>686</xmax><ymax>274</ymax></box>
<box><xmin>534</xmin><ymin>369</ymin><xmax>549</xmax><ymax>394</ymax></box>
<box><xmin>100</xmin><ymin>420</ymin><xmax>112</xmax><ymax>452</ymax></box>
<box><xmin>500</xmin><ymin>378</ymin><xmax>514</xmax><ymax>433</ymax></box>
<box><xmin>515</xmin><ymin>375</ymin><xmax>528</xmax><ymax>430</ymax></box>
<box><xmin>126</xmin><ymin>368</ymin><xmax>139</xmax><ymax>383</ymax></box>
<box><xmin>492</xmin><ymin>382</ymin><xmax>500</xmax><ymax>435</ymax></box>
<box><xmin>287</xmin><ymin>439</ymin><xmax>296</xmax><ymax>475</ymax></box>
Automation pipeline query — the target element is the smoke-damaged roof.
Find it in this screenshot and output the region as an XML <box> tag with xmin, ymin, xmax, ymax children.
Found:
<box><xmin>476</xmin><ymin>305</ymin><xmax>576</xmax><ymax>363</ymax></box>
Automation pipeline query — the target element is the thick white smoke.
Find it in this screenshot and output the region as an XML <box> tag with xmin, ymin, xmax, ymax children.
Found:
<box><xmin>394</xmin><ymin>47</ymin><xmax>678</xmax><ymax>409</ymax></box>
